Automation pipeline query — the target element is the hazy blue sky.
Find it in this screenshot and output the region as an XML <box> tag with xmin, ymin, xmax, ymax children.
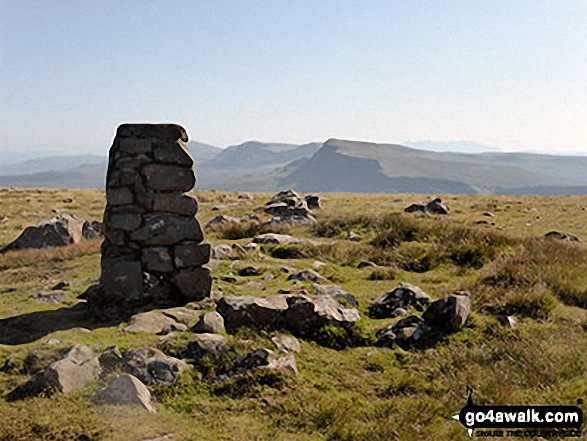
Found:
<box><xmin>1</xmin><ymin>0</ymin><xmax>586</xmax><ymax>155</ymax></box>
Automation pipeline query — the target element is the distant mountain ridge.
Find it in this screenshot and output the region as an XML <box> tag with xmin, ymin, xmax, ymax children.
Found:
<box><xmin>2</xmin><ymin>138</ymin><xmax>587</xmax><ymax>195</ymax></box>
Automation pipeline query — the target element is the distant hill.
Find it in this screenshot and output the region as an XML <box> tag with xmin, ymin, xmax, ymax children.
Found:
<box><xmin>204</xmin><ymin>141</ymin><xmax>322</xmax><ymax>169</ymax></box>
<box><xmin>187</xmin><ymin>141</ymin><xmax>222</xmax><ymax>163</ymax></box>
<box><xmin>278</xmin><ymin>139</ymin><xmax>587</xmax><ymax>194</ymax></box>
<box><xmin>403</xmin><ymin>140</ymin><xmax>502</xmax><ymax>154</ymax></box>
<box><xmin>2</xmin><ymin>138</ymin><xmax>587</xmax><ymax>195</ymax></box>
<box><xmin>0</xmin><ymin>162</ymin><xmax>107</xmax><ymax>189</ymax></box>
<box><xmin>0</xmin><ymin>154</ymin><xmax>105</xmax><ymax>176</ymax></box>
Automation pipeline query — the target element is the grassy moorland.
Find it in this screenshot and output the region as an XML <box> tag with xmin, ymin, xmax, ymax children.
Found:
<box><xmin>0</xmin><ymin>188</ymin><xmax>586</xmax><ymax>440</ymax></box>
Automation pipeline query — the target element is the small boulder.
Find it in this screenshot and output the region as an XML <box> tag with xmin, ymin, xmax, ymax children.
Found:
<box><xmin>124</xmin><ymin>311</ymin><xmax>180</xmax><ymax>334</ymax></box>
<box><xmin>217</xmin><ymin>295</ymin><xmax>289</xmax><ymax>331</ymax></box>
<box><xmin>184</xmin><ymin>334</ymin><xmax>230</xmax><ymax>360</ymax></box>
<box><xmin>304</xmin><ymin>195</ymin><xmax>321</xmax><ymax>210</ymax></box>
<box><xmin>191</xmin><ymin>312</ymin><xmax>225</xmax><ymax>334</ymax></box>
<box><xmin>212</xmin><ymin>244</ymin><xmax>233</xmax><ymax>260</ymax></box>
<box><xmin>238</xmin><ymin>266</ymin><xmax>260</xmax><ymax>277</ymax></box>
<box><xmin>6</xmin><ymin>344</ymin><xmax>101</xmax><ymax>401</ymax></box>
<box><xmin>425</xmin><ymin>198</ymin><xmax>450</xmax><ymax>215</ymax></box>
<box><xmin>287</xmin><ymin>269</ymin><xmax>326</xmax><ymax>283</ymax></box>
<box><xmin>368</xmin><ymin>282</ymin><xmax>430</xmax><ymax>318</ymax></box>
<box><xmin>252</xmin><ymin>233</ymin><xmax>304</xmax><ymax>245</ymax></box>
<box><xmin>545</xmin><ymin>231</ymin><xmax>580</xmax><ymax>242</ymax></box>
<box><xmin>122</xmin><ymin>347</ymin><xmax>187</xmax><ymax>386</ymax></box>
<box><xmin>271</xmin><ymin>334</ymin><xmax>301</xmax><ymax>353</ymax></box>
<box><xmin>357</xmin><ymin>261</ymin><xmax>377</xmax><ymax>269</ymax></box>
<box><xmin>1</xmin><ymin>214</ymin><xmax>85</xmax><ymax>253</ymax></box>
<box><xmin>93</xmin><ymin>374</ymin><xmax>156</xmax><ymax>412</ymax></box>
<box><xmin>205</xmin><ymin>215</ymin><xmax>240</xmax><ymax>230</ymax></box>
<box><xmin>421</xmin><ymin>291</ymin><xmax>471</xmax><ymax>332</ymax></box>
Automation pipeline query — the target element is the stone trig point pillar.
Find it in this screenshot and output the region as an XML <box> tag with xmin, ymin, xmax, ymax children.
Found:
<box><xmin>89</xmin><ymin>123</ymin><xmax>211</xmax><ymax>317</ymax></box>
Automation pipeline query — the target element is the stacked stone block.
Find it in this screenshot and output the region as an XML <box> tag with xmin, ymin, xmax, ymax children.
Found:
<box><xmin>97</xmin><ymin>123</ymin><xmax>211</xmax><ymax>315</ymax></box>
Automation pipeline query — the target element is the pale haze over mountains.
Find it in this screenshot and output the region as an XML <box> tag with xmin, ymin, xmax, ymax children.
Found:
<box><xmin>1</xmin><ymin>139</ymin><xmax>587</xmax><ymax>196</ymax></box>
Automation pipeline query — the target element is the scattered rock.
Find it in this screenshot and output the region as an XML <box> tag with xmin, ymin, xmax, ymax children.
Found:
<box><xmin>238</xmin><ymin>266</ymin><xmax>260</xmax><ymax>277</ymax></box>
<box><xmin>244</xmin><ymin>242</ymin><xmax>260</xmax><ymax>251</ymax></box>
<box><xmin>474</xmin><ymin>220</ymin><xmax>495</xmax><ymax>226</ymax></box>
<box><xmin>99</xmin><ymin>346</ymin><xmax>124</xmax><ymax>374</ymax></box>
<box><xmin>51</xmin><ymin>280</ymin><xmax>70</xmax><ymax>290</ymax></box>
<box><xmin>220</xmin><ymin>276</ymin><xmax>237</xmax><ymax>284</ymax></box>
<box><xmin>124</xmin><ymin>311</ymin><xmax>180</xmax><ymax>334</ymax></box>
<box><xmin>405</xmin><ymin>198</ymin><xmax>450</xmax><ymax>215</ymax></box>
<box><xmin>0</xmin><ymin>358</ymin><xmax>16</xmax><ymax>373</ymax></box>
<box><xmin>283</xmin><ymin>295</ymin><xmax>360</xmax><ymax>335</ymax></box>
<box><xmin>122</xmin><ymin>347</ymin><xmax>187</xmax><ymax>386</ymax></box>
<box><xmin>184</xmin><ymin>334</ymin><xmax>229</xmax><ymax>359</ymax></box>
<box><xmin>287</xmin><ymin>269</ymin><xmax>326</xmax><ymax>283</ymax></box>
<box><xmin>158</xmin><ymin>322</ymin><xmax>188</xmax><ymax>335</ymax></box>
<box><xmin>238</xmin><ymin>193</ymin><xmax>253</xmax><ymax>200</ymax></box>
<box><xmin>205</xmin><ymin>215</ymin><xmax>240</xmax><ymax>230</ymax></box>
<box><xmin>426</xmin><ymin>198</ymin><xmax>450</xmax><ymax>215</ymax></box>
<box><xmin>368</xmin><ymin>282</ymin><xmax>430</xmax><ymax>318</ymax></box>
<box><xmin>93</xmin><ymin>374</ymin><xmax>156</xmax><ymax>412</ymax></box>
<box><xmin>312</xmin><ymin>260</ymin><xmax>326</xmax><ymax>269</ymax></box>
<box><xmin>375</xmin><ymin>315</ymin><xmax>430</xmax><ymax>350</ymax></box>
<box><xmin>545</xmin><ymin>231</ymin><xmax>580</xmax><ymax>242</ymax></box>
<box><xmin>235</xmin><ymin>348</ymin><xmax>298</xmax><ymax>376</ymax></box>
<box><xmin>357</xmin><ymin>261</ymin><xmax>377</xmax><ymax>269</ymax></box>
<box><xmin>191</xmin><ymin>312</ymin><xmax>225</xmax><ymax>334</ymax></box>
<box><xmin>483</xmin><ymin>212</ymin><xmax>495</xmax><ymax>217</ymax></box>
<box><xmin>217</xmin><ymin>295</ymin><xmax>289</xmax><ymax>331</ymax></box>
<box><xmin>348</xmin><ymin>231</ymin><xmax>361</xmax><ymax>242</ymax></box>
<box><xmin>313</xmin><ymin>284</ymin><xmax>359</xmax><ymax>307</ymax></box>
<box><xmin>212</xmin><ymin>244</ymin><xmax>233</xmax><ymax>260</ymax></box>
<box><xmin>82</xmin><ymin>220</ymin><xmax>102</xmax><ymax>239</ymax></box>
<box><xmin>264</xmin><ymin>190</ymin><xmax>316</xmax><ymax>224</ymax></box>
<box><xmin>29</xmin><ymin>291</ymin><xmax>67</xmax><ymax>305</ymax></box>
<box><xmin>421</xmin><ymin>291</ymin><xmax>471</xmax><ymax>333</ymax></box>
<box><xmin>160</xmin><ymin>307</ymin><xmax>202</xmax><ymax>326</ymax></box>
<box><xmin>252</xmin><ymin>233</ymin><xmax>304</xmax><ymax>245</ymax></box>
<box><xmin>6</xmin><ymin>344</ymin><xmax>101</xmax><ymax>401</ymax></box>
<box><xmin>376</xmin><ymin>291</ymin><xmax>471</xmax><ymax>349</ymax></box>
<box><xmin>499</xmin><ymin>315</ymin><xmax>518</xmax><ymax>329</ymax></box>
<box><xmin>304</xmin><ymin>195</ymin><xmax>321</xmax><ymax>210</ymax></box>
<box><xmin>1</xmin><ymin>214</ymin><xmax>85</xmax><ymax>253</ymax></box>
<box><xmin>271</xmin><ymin>334</ymin><xmax>301</xmax><ymax>353</ymax></box>
<box><xmin>404</xmin><ymin>203</ymin><xmax>426</xmax><ymax>213</ymax></box>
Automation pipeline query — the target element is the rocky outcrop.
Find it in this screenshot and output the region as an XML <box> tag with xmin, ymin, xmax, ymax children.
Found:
<box><xmin>1</xmin><ymin>214</ymin><xmax>85</xmax><ymax>253</ymax></box>
<box><xmin>86</xmin><ymin>124</ymin><xmax>211</xmax><ymax>318</ymax></box>
<box><xmin>6</xmin><ymin>344</ymin><xmax>101</xmax><ymax>401</ymax></box>
<box><xmin>368</xmin><ymin>282</ymin><xmax>430</xmax><ymax>318</ymax></box>
<box><xmin>264</xmin><ymin>190</ymin><xmax>316</xmax><ymax>224</ymax></box>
